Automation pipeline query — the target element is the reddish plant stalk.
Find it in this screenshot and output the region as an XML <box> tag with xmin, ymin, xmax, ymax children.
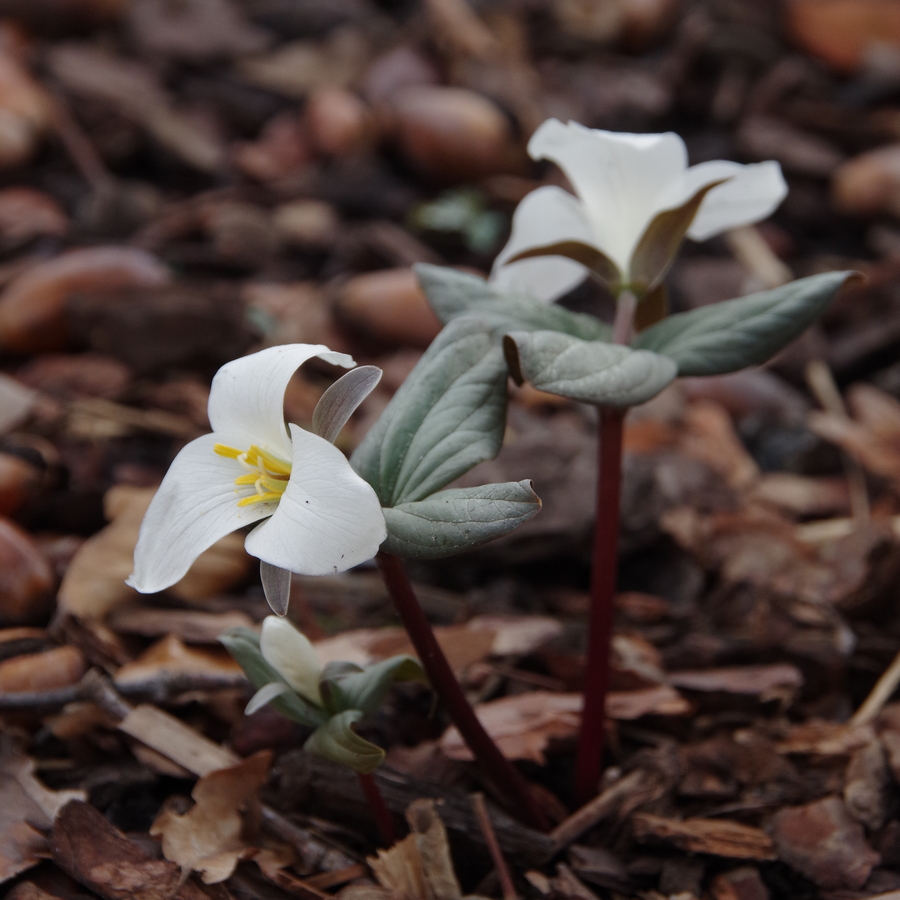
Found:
<box><xmin>574</xmin><ymin>407</ymin><xmax>625</xmax><ymax>803</ymax></box>
<box><xmin>358</xmin><ymin>771</ymin><xmax>396</xmax><ymax>846</ymax></box>
<box><xmin>376</xmin><ymin>550</ymin><xmax>548</xmax><ymax>831</ymax></box>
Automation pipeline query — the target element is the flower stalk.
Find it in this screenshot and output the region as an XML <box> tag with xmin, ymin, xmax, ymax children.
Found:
<box><xmin>376</xmin><ymin>550</ymin><xmax>548</xmax><ymax>831</ymax></box>
<box><xmin>358</xmin><ymin>771</ymin><xmax>396</xmax><ymax>846</ymax></box>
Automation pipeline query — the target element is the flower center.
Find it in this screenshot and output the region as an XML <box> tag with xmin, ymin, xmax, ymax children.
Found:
<box><xmin>214</xmin><ymin>443</ymin><xmax>291</xmax><ymax>506</ymax></box>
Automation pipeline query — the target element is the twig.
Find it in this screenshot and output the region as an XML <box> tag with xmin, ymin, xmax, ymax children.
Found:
<box><xmin>376</xmin><ymin>551</ymin><xmax>548</xmax><ymax>831</ymax></box>
<box><xmin>549</xmin><ymin>769</ymin><xmax>647</xmax><ymax>853</ymax></box>
<box><xmin>805</xmin><ymin>359</ymin><xmax>871</xmax><ymax>521</ymax></box>
<box><xmin>0</xmin><ymin>669</ymin><xmax>250</xmax><ymax>713</ymax></box>
<box><xmin>472</xmin><ymin>793</ymin><xmax>518</xmax><ymax>900</ymax></box>
<box><xmin>852</xmin><ymin>648</ymin><xmax>900</xmax><ymax>727</ymax></box>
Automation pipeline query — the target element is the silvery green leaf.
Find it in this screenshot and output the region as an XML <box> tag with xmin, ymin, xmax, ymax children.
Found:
<box><xmin>311</xmin><ymin>365</ymin><xmax>382</xmax><ymax>444</ymax></box>
<box><xmin>351</xmin><ymin>316</ymin><xmax>509</xmax><ymax>506</ymax></box>
<box><xmin>245</xmin><ymin>681</ymin><xmax>292</xmax><ymax>715</ymax></box>
<box><xmin>503</xmin><ymin>330</ymin><xmax>677</xmax><ymax>407</ymax></box>
<box><xmin>304</xmin><ymin>709</ymin><xmax>385</xmax><ymax>773</ymax></box>
<box><xmin>382</xmin><ymin>480</ymin><xmax>542</xmax><ymax>559</ymax></box>
<box><xmin>321</xmin><ymin>655</ymin><xmax>427</xmax><ymax>716</ymax></box>
<box><xmin>260</xmin><ymin>561</ymin><xmax>291</xmax><ymax>616</ymax></box>
<box><xmin>633</xmin><ymin>271</ymin><xmax>859</xmax><ymax>376</ymax></box>
<box><xmin>219</xmin><ymin>627</ymin><xmax>326</xmax><ymax>728</ymax></box>
<box><xmin>414</xmin><ymin>264</ymin><xmax>610</xmax><ymax>342</ymax></box>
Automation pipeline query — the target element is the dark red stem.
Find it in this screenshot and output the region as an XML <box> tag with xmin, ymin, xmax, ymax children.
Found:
<box><xmin>574</xmin><ymin>408</ymin><xmax>624</xmax><ymax>803</ymax></box>
<box><xmin>358</xmin><ymin>771</ymin><xmax>396</xmax><ymax>846</ymax></box>
<box><xmin>376</xmin><ymin>551</ymin><xmax>548</xmax><ymax>831</ymax></box>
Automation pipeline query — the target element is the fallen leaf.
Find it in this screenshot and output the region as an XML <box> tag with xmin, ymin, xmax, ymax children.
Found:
<box><xmin>108</xmin><ymin>608</ymin><xmax>254</xmax><ymax>643</ymax></box>
<box><xmin>151</xmin><ymin>751</ymin><xmax>271</xmax><ymax>884</ymax></box>
<box><xmin>440</xmin><ymin>692</ymin><xmax>581</xmax><ymax>763</ymax></box>
<box><xmin>52</xmin><ymin>799</ymin><xmax>228</xmax><ymax>899</ymax></box>
<box><xmin>771</xmin><ymin>796</ymin><xmax>880</xmax><ymax>889</ymax></box>
<box><xmin>467</xmin><ymin>615</ymin><xmax>563</xmax><ymax>656</ymax></box>
<box><xmin>0</xmin><ymin>645</ymin><xmax>86</xmax><ymax>692</ymax></box>
<box><xmin>58</xmin><ymin>485</ymin><xmax>252</xmax><ymax>619</ymax></box>
<box><xmin>0</xmin><ymin>743</ymin><xmax>85</xmax><ymax>885</ymax></box>
<box><xmin>777</xmin><ymin>720</ymin><xmax>876</xmax><ymax>756</ymax></box>
<box><xmin>114</xmin><ymin>634</ymin><xmax>242</xmax><ymax>684</ymax></box>
<box><xmin>668</xmin><ymin>664</ymin><xmax>803</xmax><ymax>699</ymax></box>
<box><xmin>605</xmin><ymin>685</ymin><xmax>692</xmax><ymax>719</ymax></box>
<box><xmin>632</xmin><ymin>813</ymin><xmax>776</xmax><ymax>860</ymax></box>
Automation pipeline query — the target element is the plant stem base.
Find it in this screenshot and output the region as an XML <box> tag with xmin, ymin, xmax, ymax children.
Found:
<box><xmin>376</xmin><ymin>551</ymin><xmax>548</xmax><ymax>831</ymax></box>
<box><xmin>574</xmin><ymin>408</ymin><xmax>625</xmax><ymax>804</ymax></box>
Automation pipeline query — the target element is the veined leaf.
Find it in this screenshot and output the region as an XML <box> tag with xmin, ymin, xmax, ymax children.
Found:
<box><xmin>633</xmin><ymin>271</ymin><xmax>859</xmax><ymax>376</ymax></box>
<box><xmin>504</xmin><ymin>330</ymin><xmax>677</xmax><ymax>407</ymax></box>
<box><xmin>351</xmin><ymin>316</ymin><xmax>509</xmax><ymax>506</ymax></box>
<box><xmin>382</xmin><ymin>480</ymin><xmax>542</xmax><ymax>559</ymax></box>
<box><xmin>303</xmin><ymin>710</ymin><xmax>385</xmax><ymax>774</ymax></box>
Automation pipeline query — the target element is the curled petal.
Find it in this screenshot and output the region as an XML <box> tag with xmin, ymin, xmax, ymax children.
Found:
<box><xmin>245</xmin><ymin>681</ymin><xmax>292</xmax><ymax>715</ymax></box>
<box><xmin>492</xmin><ymin>185</ymin><xmax>597</xmax><ymax>294</ymax></box>
<box><xmin>685</xmin><ymin>160</ymin><xmax>788</xmax><ymax>241</ymax></box>
<box><xmin>128</xmin><ymin>433</ymin><xmax>273</xmax><ymax>594</ymax></box>
<box><xmin>245</xmin><ymin>425</ymin><xmax>387</xmax><ymax>576</ymax></box>
<box><xmin>208</xmin><ymin>344</ymin><xmax>356</xmax><ymax>459</ymax></box>
<box><xmin>260</xmin><ymin>616</ymin><xmax>322</xmax><ymax>705</ymax></box>
<box><xmin>528</xmin><ymin>119</ymin><xmax>687</xmax><ymax>271</ymax></box>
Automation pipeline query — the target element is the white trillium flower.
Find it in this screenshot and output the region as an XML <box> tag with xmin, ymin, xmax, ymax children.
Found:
<box><xmin>128</xmin><ymin>344</ymin><xmax>387</xmax><ymax>615</ymax></box>
<box><xmin>491</xmin><ymin>118</ymin><xmax>788</xmax><ymax>302</ymax></box>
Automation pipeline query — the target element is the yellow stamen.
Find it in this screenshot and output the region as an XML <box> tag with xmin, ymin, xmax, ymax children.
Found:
<box><xmin>214</xmin><ymin>442</ymin><xmax>292</xmax><ymax>506</ymax></box>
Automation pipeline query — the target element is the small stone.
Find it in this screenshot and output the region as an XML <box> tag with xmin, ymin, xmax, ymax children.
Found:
<box><xmin>832</xmin><ymin>145</ymin><xmax>900</xmax><ymax>217</ymax></box>
<box><xmin>335</xmin><ymin>267</ymin><xmax>442</xmax><ymax>349</ymax></box>
<box><xmin>306</xmin><ymin>86</ymin><xmax>374</xmax><ymax>157</ymax></box>
<box><xmin>710</xmin><ymin>867</ymin><xmax>769</xmax><ymax>900</ymax></box>
<box><xmin>0</xmin><ymin>247</ymin><xmax>171</xmax><ymax>354</ymax></box>
<box><xmin>771</xmin><ymin>796</ymin><xmax>880</xmax><ymax>889</ymax></box>
<box><xmin>0</xmin><ymin>453</ymin><xmax>41</xmax><ymax>517</ymax></box>
<box><xmin>0</xmin><ymin>518</ymin><xmax>54</xmax><ymax>625</ymax></box>
<box><xmin>273</xmin><ymin>199</ymin><xmax>340</xmax><ymax>249</ymax></box>
<box><xmin>0</xmin><ymin>645</ymin><xmax>86</xmax><ymax>692</ymax></box>
<box><xmin>384</xmin><ymin>86</ymin><xmax>524</xmax><ymax>182</ymax></box>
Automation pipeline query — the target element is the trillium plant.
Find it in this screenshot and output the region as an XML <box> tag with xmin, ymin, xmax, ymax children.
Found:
<box><xmin>414</xmin><ymin>118</ymin><xmax>859</xmax><ymax>803</ymax></box>
<box><xmin>221</xmin><ymin>616</ymin><xmax>425</xmax><ymax>844</ymax></box>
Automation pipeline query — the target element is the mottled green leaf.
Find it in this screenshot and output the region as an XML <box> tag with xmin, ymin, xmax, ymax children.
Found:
<box><xmin>304</xmin><ymin>710</ymin><xmax>385</xmax><ymax>774</ymax></box>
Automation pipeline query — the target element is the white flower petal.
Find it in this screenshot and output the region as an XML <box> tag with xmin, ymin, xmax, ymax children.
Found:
<box><xmin>127</xmin><ymin>433</ymin><xmax>274</xmax><ymax>594</ymax></box>
<box><xmin>208</xmin><ymin>344</ymin><xmax>356</xmax><ymax>458</ymax></box>
<box><xmin>492</xmin><ymin>184</ymin><xmax>597</xmax><ymax>293</ymax></box>
<box><xmin>260</xmin><ymin>616</ymin><xmax>322</xmax><ymax>705</ymax></box>
<box><xmin>686</xmin><ymin>160</ymin><xmax>788</xmax><ymax>241</ymax></box>
<box><xmin>528</xmin><ymin>119</ymin><xmax>688</xmax><ymax>271</ymax></box>
<box><xmin>245</xmin><ymin>424</ymin><xmax>387</xmax><ymax>576</ymax></box>
<box><xmin>490</xmin><ymin>256</ymin><xmax>589</xmax><ymax>303</ymax></box>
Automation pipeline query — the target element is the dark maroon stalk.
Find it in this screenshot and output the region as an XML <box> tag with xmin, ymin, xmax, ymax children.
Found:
<box><xmin>376</xmin><ymin>551</ymin><xmax>548</xmax><ymax>831</ymax></box>
<box><xmin>358</xmin><ymin>771</ymin><xmax>396</xmax><ymax>846</ymax></box>
<box><xmin>574</xmin><ymin>406</ymin><xmax>625</xmax><ymax>804</ymax></box>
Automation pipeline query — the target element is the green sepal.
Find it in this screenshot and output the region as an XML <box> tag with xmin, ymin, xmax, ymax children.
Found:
<box><xmin>219</xmin><ymin>627</ymin><xmax>327</xmax><ymax>728</ymax></box>
<box><xmin>382</xmin><ymin>480</ymin><xmax>542</xmax><ymax>559</ymax></box>
<box><xmin>320</xmin><ymin>655</ymin><xmax>427</xmax><ymax>716</ymax></box>
<box><xmin>503</xmin><ymin>330</ymin><xmax>677</xmax><ymax>407</ymax></box>
<box><xmin>633</xmin><ymin>271</ymin><xmax>860</xmax><ymax>376</ymax></box>
<box><xmin>303</xmin><ymin>709</ymin><xmax>385</xmax><ymax>774</ymax></box>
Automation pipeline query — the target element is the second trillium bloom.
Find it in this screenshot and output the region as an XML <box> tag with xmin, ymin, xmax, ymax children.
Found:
<box><xmin>491</xmin><ymin>119</ymin><xmax>788</xmax><ymax>302</ymax></box>
<box><xmin>128</xmin><ymin>344</ymin><xmax>387</xmax><ymax>614</ymax></box>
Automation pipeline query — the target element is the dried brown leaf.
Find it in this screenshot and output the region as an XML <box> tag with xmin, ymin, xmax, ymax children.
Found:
<box><xmin>150</xmin><ymin>751</ymin><xmax>271</xmax><ymax>884</ymax></box>
<box><xmin>632</xmin><ymin>813</ymin><xmax>776</xmax><ymax>860</ymax></box>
